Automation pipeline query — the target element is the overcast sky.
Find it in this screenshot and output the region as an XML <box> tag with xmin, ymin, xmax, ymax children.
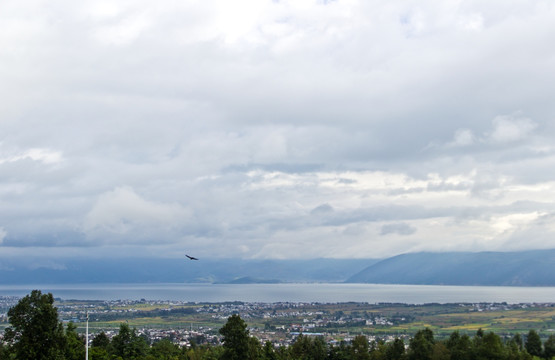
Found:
<box><xmin>1</xmin><ymin>0</ymin><xmax>555</xmax><ymax>263</ymax></box>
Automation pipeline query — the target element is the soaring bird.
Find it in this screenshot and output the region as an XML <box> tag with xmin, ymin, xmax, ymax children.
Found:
<box><xmin>185</xmin><ymin>254</ymin><xmax>199</xmax><ymax>260</ymax></box>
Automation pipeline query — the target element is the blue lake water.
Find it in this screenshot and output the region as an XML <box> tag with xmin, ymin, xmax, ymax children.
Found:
<box><xmin>1</xmin><ymin>283</ymin><xmax>554</xmax><ymax>303</ymax></box>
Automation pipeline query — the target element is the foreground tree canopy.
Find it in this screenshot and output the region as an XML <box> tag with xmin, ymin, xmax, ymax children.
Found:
<box><xmin>3</xmin><ymin>290</ymin><xmax>67</xmax><ymax>360</ymax></box>
<box><xmin>1</xmin><ymin>290</ymin><xmax>555</xmax><ymax>359</ymax></box>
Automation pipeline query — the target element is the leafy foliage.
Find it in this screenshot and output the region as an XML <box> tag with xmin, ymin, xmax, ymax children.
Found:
<box><xmin>525</xmin><ymin>330</ymin><xmax>542</xmax><ymax>357</ymax></box>
<box><xmin>110</xmin><ymin>322</ymin><xmax>149</xmax><ymax>359</ymax></box>
<box><xmin>219</xmin><ymin>314</ymin><xmax>250</xmax><ymax>360</ymax></box>
<box><xmin>4</xmin><ymin>290</ymin><xmax>66</xmax><ymax>360</ymax></box>
<box><xmin>65</xmin><ymin>322</ymin><xmax>85</xmax><ymax>360</ymax></box>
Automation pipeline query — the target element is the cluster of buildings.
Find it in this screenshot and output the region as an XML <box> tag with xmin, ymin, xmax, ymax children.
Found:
<box><xmin>3</xmin><ymin>296</ymin><xmax>553</xmax><ymax>349</ymax></box>
<box><xmin>0</xmin><ymin>296</ymin><xmax>19</xmax><ymax>327</ymax></box>
<box><xmin>47</xmin><ymin>299</ymin><xmax>411</xmax><ymax>348</ymax></box>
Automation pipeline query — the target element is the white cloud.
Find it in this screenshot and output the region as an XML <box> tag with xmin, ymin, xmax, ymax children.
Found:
<box><xmin>441</xmin><ymin>113</ymin><xmax>541</xmax><ymax>154</ymax></box>
<box><xmin>458</xmin><ymin>13</ymin><xmax>484</xmax><ymax>31</ymax></box>
<box><xmin>0</xmin><ymin>148</ymin><xmax>63</xmax><ymax>165</ymax></box>
<box><xmin>1</xmin><ymin>0</ymin><xmax>555</xmax><ymax>260</ymax></box>
<box><xmin>84</xmin><ymin>187</ymin><xmax>191</xmax><ymax>241</ymax></box>
<box><xmin>448</xmin><ymin>129</ymin><xmax>476</xmax><ymax>147</ymax></box>
<box><xmin>86</xmin><ymin>2</ymin><xmax>122</xmax><ymax>20</ymax></box>
<box><xmin>488</xmin><ymin>115</ymin><xmax>538</xmax><ymax>143</ymax></box>
<box><xmin>91</xmin><ymin>12</ymin><xmax>152</xmax><ymax>46</ymax></box>
<box><xmin>489</xmin><ymin>212</ymin><xmax>544</xmax><ymax>236</ymax></box>
<box><xmin>502</xmin><ymin>213</ymin><xmax>555</xmax><ymax>251</ymax></box>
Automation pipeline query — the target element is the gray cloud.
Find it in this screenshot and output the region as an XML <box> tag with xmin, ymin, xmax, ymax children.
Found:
<box><xmin>1</xmin><ymin>0</ymin><xmax>555</xmax><ymax>260</ymax></box>
<box><xmin>310</xmin><ymin>203</ymin><xmax>334</xmax><ymax>215</ymax></box>
<box><xmin>380</xmin><ymin>223</ymin><xmax>417</xmax><ymax>236</ymax></box>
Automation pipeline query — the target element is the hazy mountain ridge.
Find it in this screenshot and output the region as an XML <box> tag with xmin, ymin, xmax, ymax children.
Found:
<box><xmin>346</xmin><ymin>250</ymin><xmax>555</xmax><ymax>286</ymax></box>
<box><xmin>1</xmin><ymin>250</ymin><xmax>553</xmax><ymax>286</ymax></box>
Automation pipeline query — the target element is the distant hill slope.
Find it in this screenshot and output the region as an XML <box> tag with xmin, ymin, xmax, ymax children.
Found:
<box><xmin>346</xmin><ymin>250</ymin><xmax>555</xmax><ymax>286</ymax></box>
<box><xmin>2</xmin><ymin>251</ymin><xmax>553</xmax><ymax>285</ymax></box>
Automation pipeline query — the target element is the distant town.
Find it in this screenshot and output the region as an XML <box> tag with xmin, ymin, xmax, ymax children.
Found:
<box><xmin>2</xmin><ymin>296</ymin><xmax>554</xmax><ymax>348</ymax></box>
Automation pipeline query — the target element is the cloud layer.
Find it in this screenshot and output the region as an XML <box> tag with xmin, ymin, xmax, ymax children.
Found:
<box><xmin>1</xmin><ymin>0</ymin><xmax>555</xmax><ymax>260</ymax></box>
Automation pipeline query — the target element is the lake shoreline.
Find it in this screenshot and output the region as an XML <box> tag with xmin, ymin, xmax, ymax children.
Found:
<box><xmin>2</xmin><ymin>283</ymin><xmax>555</xmax><ymax>304</ymax></box>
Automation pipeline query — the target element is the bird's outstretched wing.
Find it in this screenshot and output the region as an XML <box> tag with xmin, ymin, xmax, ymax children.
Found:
<box><xmin>186</xmin><ymin>254</ymin><xmax>199</xmax><ymax>260</ymax></box>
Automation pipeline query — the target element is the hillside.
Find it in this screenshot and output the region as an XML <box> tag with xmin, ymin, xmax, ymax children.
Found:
<box><xmin>346</xmin><ymin>250</ymin><xmax>555</xmax><ymax>286</ymax></box>
<box><xmin>1</xmin><ymin>250</ymin><xmax>553</xmax><ymax>285</ymax></box>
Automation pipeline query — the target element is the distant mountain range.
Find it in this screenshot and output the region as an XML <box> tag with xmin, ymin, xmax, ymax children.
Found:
<box><xmin>346</xmin><ymin>249</ymin><xmax>555</xmax><ymax>286</ymax></box>
<box><xmin>0</xmin><ymin>250</ymin><xmax>553</xmax><ymax>286</ymax></box>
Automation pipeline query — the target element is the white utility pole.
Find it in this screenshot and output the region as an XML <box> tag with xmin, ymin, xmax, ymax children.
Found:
<box><xmin>85</xmin><ymin>311</ymin><xmax>89</xmax><ymax>360</ymax></box>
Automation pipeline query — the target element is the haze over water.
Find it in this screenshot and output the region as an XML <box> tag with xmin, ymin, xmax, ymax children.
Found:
<box><xmin>1</xmin><ymin>284</ymin><xmax>554</xmax><ymax>304</ymax></box>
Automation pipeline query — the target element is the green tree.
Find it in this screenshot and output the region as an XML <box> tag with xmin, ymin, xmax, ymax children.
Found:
<box><xmin>65</xmin><ymin>322</ymin><xmax>85</xmax><ymax>360</ymax></box>
<box><xmin>247</xmin><ymin>336</ymin><xmax>263</xmax><ymax>360</ymax></box>
<box><xmin>310</xmin><ymin>336</ymin><xmax>329</xmax><ymax>360</ymax></box>
<box><xmin>4</xmin><ymin>290</ymin><xmax>66</xmax><ymax>360</ymax></box>
<box><xmin>185</xmin><ymin>344</ymin><xmax>220</xmax><ymax>360</ymax></box>
<box><xmin>290</xmin><ymin>334</ymin><xmax>327</xmax><ymax>360</ymax></box>
<box><xmin>408</xmin><ymin>328</ymin><xmax>435</xmax><ymax>360</ymax></box>
<box><xmin>525</xmin><ymin>330</ymin><xmax>543</xmax><ymax>358</ymax></box>
<box><xmin>446</xmin><ymin>331</ymin><xmax>472</xmax><ymax>360</ymax></box>
<box><xmin>89</xmin><ymin>331</ymin><xmax>110</xmax><ymax>360</ymax></box>
<box><xmin>508</xmin><ymin>341</ymin><xmax>533</xmax><ymax>360</ymax></box>
<box><xmin>431</xmin><ymin>342</ymin><xmax>450</xmax><ymax>360</ymax></box>
<box><xmin>274</xmin><ymin>345</ymin><xmax>290</xmax><ymax>360</ymax></box>
<box><xmin>513</xmin><ymin>333</ymin><xmax>524</xmax><ymax>351</ymax></box>
<box><xmin>369</xmin><ymin>339</ymin><xmax>387</xmax><ymax>360</ymax></box>
<box><xmin>475</xmin><ymin>331</ymin><xmax>505</xmax><ymax>360</ymax></box>
<box><xmin>351</xmin><ymin>335</ymin><xmax>370</xmax><ymax>360</ymax></box>
<box><xmin>149</xmin><ymin>338</ymin><xmax>181</xmax><ymax>360</ymax></box>
<box><xmin>88</xmin><ymin>347</ymin><xmax>110</xmax><ymax>360</ymax></box>
<box><xmin>329</xmin><ymin>341</ymin><xmax>350</xmax><ymax>360</ymax></box>
<box><xmin>263</xmin><ymin>340</ymin><xmax>278</xmax><ymax>360</ymax></box>
<box><xmin>219</xmin><ymin>314</ymin><xmax>250</xmax><ymax>360</ymax></box>
<box><xmin>544</xmin><ymin>335</ymin><xmax>555</xmax><ymax>360</ymax></box>
<box><xmin>0</xmin><ymin>341</ymin><xmax>11</xmax><ymax>359</ymax></box>
<box><xmin>290</xmin><ymin>334</ymin><xmax>313</xmax><ymax>359</ymax></box>
<box><xmin>109</xmin><ymin>322</ymin><xmax>148</xmax><ymax>360</ymax></box>
<box><xmin>385</xmin><ymin>338</ymin><xmax>405</xmax><ymax>360</ymax></box>
<box><xmin>91</xmin><ymin>331</ymin><xmax>110</xmax><ymax>349</ymax></box>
